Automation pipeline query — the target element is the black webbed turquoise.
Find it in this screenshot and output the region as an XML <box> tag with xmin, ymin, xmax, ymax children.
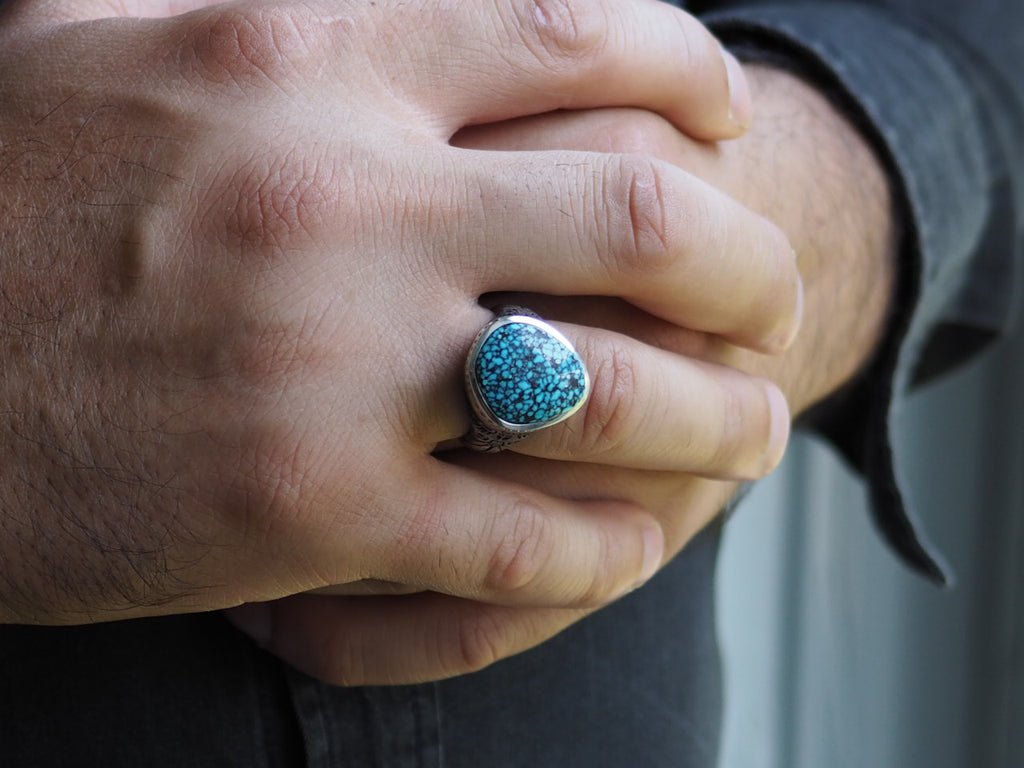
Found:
<box><xmin>474</xmin><ymin>321</ymin><xmax>588</xmax><ymax>426</ymax></box>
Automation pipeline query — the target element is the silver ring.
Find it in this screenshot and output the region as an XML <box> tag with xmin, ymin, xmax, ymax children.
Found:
<box><xmin>463</xmin><ymin>306</ymin><xmax>591</xmax><ymax>452</ymax></box>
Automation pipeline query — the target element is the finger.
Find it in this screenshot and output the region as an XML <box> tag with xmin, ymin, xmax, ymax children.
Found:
<box><xmin>8</xmin><ymin>0</ymin><xmax>749</xmax><ymax>139</ymax></box>
<box><xmin>306</xmin><ymin>459</ymin><xmax>741</xmax><ymax>601</ymax></box>
<box><xmin>453</xmin><ymin>106</ymin><xmax>710</xmax><ymax>163</ymax></box>
<box><xmin>4</xmin><ymin>0</ymin><xmax>218</xmax><ymax>23</ymax></box>
<box><xmin>226</xmin><ymin>593</ymin><xmax>587</xmax><ymax>685</ymax></box>
<box><xmin>493</xmin><ymin>323</ymin><xmax>790</xmax><ymax>477</ymax></box>
<box><xmin>445</xmin><ymin>450</ymin><xmax>741</xmax><ymax>553</ymax></box>
<box><xmin>385</xmin><ymin>0</ymin><xmax>749</xmax><ymax>138</ymax></box>
<box><xmin>335</xmin><ymin>461</ymin><xmax>665</xmax><ymax>609</ymax></box>
<box><xmin>440</xmin><ymin>149</ymin><xmax>802</xmax><ymax>353</ymax></box>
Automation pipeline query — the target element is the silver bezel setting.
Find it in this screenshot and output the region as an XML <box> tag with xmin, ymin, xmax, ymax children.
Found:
<box><xmin>464</xmin><ymin>312</ymin><xmax>592</xmax><ymax>438</ymax></box>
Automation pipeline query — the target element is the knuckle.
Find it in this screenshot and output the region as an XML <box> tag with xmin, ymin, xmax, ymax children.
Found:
<box><xmin>454</xmin><ymin>610</ymin><xmax>510</xmax><ymax>674</ymax></box>
<box><xmin>576</xmin><ymin>341</ymin><xmax>637</xmax><ymax>457</ymax></box>
<box><xmin>515</xmin><ymin>0</ymin><xmax>607</xmax><ymax>69</ymax></box>
<box><xmin>601</xmin><ymin>157</ymin><xmax>677</xmax><ymax>277</ymax></box>
<box><xmin>483</xmin><ymin>501</ymin><xmax>555</xmax><ymax>595</ymax></box>
<box><xmin>180</xmin><ymin>6</ymin><xmax>315</xmax><ymax>92</ymax></box>
<box><xmin>206</xmin><ymin>150</ymin><xmax>337</xmax><ymax>258</ymax></box>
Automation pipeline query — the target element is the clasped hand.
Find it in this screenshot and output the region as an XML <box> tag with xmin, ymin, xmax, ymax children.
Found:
<box><xmin>0</xmin><ymin>0</ymin><xmax>800</xmax><ymax>683</ymax></box>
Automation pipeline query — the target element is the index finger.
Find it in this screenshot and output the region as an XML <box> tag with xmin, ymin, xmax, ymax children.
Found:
<box><xmin>373</xmin><ymin>0</ymin><xmax>750</xmax><ymax>139</ymax></box>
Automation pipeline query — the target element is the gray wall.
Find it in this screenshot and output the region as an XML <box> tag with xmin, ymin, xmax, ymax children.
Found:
<box><xmin>718</xmin><ymin>310</ymin><xmax>1024</xmax><ymax>767</ymax></box>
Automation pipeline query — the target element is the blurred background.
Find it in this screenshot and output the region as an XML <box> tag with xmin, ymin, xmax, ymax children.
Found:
<box><xmin>717</xmin><ymin>306</ymin><xmax>1023</xmax><ymax>767</ymax></box>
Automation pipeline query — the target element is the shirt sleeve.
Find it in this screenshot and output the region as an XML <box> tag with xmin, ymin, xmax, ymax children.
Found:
<box><xmin>687</xmin><ymin>0</ymin><xmax>1024</xmax><ymax>584</ymax></box>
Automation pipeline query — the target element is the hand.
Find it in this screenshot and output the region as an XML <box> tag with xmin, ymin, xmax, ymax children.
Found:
<box><xmin>455</xmin><ymin>65</ymin><xmax>896</xmax><ymax>590</ymax></box>
<box><xmin>454</xmin><ymin>67</ymin><xmax>896</xmax><ymax>412</ymax></box>
<box><xmin>0</xmin><ymin>1</ymin><xmax>798</xmax><ymax>684</ymax></box>
<box><xmin>264</xmin><ymin>65</ymin><xmax>897</xmax><ymax>685</ymax></box>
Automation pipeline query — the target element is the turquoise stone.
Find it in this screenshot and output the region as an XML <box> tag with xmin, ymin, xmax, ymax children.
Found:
<box><xmin>475</xmin><ymin>321</ymin><xmax>588</xmax><ymax>426</ymax></box>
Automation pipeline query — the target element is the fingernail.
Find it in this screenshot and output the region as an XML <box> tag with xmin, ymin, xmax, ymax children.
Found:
<box><xmin>635</xmin><ymin>523</ymin><xmax>665</xmax><ymax>590</ymax></box>
<box><xmin>723</xmin><ymin>48</ymin><xmax>752</xmax><ymax>131</ymax></box>
<box><xmin>761</xmin><ymin>386</ymin><xmax>791</xmax><ymax>475</ymax></box>
<box><xmin>225</xmin><ymin>602</ymin><xmax>273</xmax><ymax>647</ymax></box>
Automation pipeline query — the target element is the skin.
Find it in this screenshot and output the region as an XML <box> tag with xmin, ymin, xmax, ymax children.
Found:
<box><xmin>255</xmin><ymin>65</ymin><xmax>898</xmax><ymax>685</ymax></box>
<box><xmin>458</xmin><ymin>65</ymin><xmax>896</xmax><ymax>417</ymax></box>
<box><xmin>0</xmin><ymin>0</ymin><xmax>799</xmax><ymax>684</ymax></box>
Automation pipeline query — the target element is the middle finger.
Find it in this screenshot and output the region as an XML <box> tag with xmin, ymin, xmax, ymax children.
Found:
<box><xmin>441</xmin><ymin>148</ymin><xmax>802</xmax><ymax>354</ymax></box>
